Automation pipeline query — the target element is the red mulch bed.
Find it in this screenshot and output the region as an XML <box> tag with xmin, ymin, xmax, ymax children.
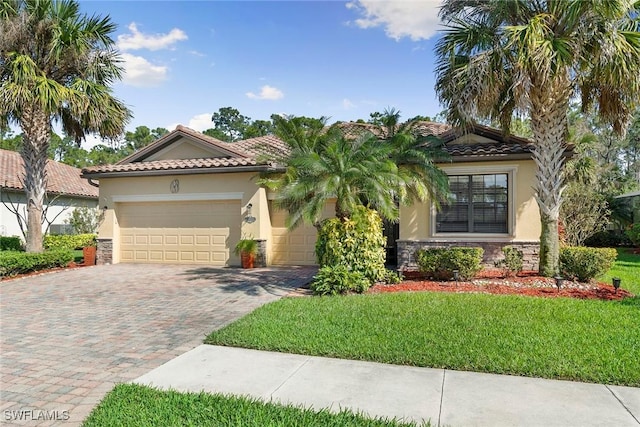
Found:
<box><xmin>370</xmin><ymin>270</ymin><xmax>633</xmax><ymax>301</ymax></box>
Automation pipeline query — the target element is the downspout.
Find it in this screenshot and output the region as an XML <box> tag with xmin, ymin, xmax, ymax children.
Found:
<box><xmin>87</xmin><ymin>178</ymin><xmax>99</xmax><ymax>188</ymax></box>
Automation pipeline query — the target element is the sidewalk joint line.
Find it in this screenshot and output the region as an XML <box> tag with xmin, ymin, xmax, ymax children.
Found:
<box><xmin>268</xmin><ymin>356</ymin><xmax>311</xmax><ymax>398</ymax></box>
<box><xmin>437</xmin><ymin>369</ymin><xmax>446</xmax><ymax>427</ymax></box>
<box><xmin>606</xmin><ymin>385</ymin><xmax>640</xmax><ymax>425</ymax></box>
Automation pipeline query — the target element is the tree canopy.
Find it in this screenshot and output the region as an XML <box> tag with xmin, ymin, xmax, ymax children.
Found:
<box><xmin>1</xmin><ymin>0</ymin><xmax>131</xmax><ymax>251</ymax></box>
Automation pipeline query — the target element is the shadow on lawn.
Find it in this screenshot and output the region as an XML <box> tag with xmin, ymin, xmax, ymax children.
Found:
<box><xmin>617</xmin><ymin>296</ymin><xmax>640</xmax><ymax>306</ymax></box>
<box><xmin>178</xmin><ymin>266</ymin><xmax>316</xmax><ymax>296</ymax></box>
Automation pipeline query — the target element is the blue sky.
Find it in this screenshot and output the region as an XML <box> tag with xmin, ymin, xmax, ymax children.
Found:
<box><xmin>76</xmin><ymin>1</ymin><xmax>444</xmax><ymax>145</ymax></box>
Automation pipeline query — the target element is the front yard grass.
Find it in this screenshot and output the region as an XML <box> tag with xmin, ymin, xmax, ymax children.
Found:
<box><xmin>83</xmin><ymin>384</ymin><xmax>420</xmax><ymax>427</ymax></box>
<box><xmin>205</xmin><ymin>292</ymin><xmax>640</xmax><ymax>386</ymax></box>
<box><xmin>598</xmin><ymin>248</ymin><xmax>640</xmax><ymax>294</ymax></box>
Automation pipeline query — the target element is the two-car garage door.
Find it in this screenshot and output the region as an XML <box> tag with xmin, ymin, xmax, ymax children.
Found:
<box><xmin>118</xmin><ymin>201</ymin><xmax>241</xmax><ymax>265</ymax></box>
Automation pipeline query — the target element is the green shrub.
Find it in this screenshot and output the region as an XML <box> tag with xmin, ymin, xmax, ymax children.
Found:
<box><xmin>0</xmin><ymin>250</ymin><xmax>74</xmax><ymax>278</ymax></box>
<box><xmin>66</xmin><ymin>206</ymin><xmax>103</xmax><ymax>234</ymax></box>
<box><xmin>494</xmin><ymin>246</ymin><xmax>523</xmax><ymax>277</ymax></box>
<box><xmin>559</xmin><ymin>246</ymin><xmax>618</xmax><ymax>282</ymax></box>
<box><xmin>315</xmin><ymin>206</ymin><xmax>386</xmax><ymax>284</ymax></box>
<box><xmin>415</xmin><ymin>247</ymin><xmax>484</xmax><ymax>280</ymax></box>
<box><xmin>383</xmin><ymin>269</ymin><xmax>402</xmax><ymax>284</ymax></box>
<box><xmin>626</xmin><ymin>224</ymin><xmax>640</xmax><ymax>247</ymax></box>
<box><xmin>0</xmin><ymin>236</ymin><xmax>23</xmax><ymax>252</ymax></box>
<box><xmin>43</xmin><ymin>234</ymin><xmax>96</xmax><ymax>251</ymax></box>
<box><xmin>310</xmin><ymin>265</ymin><xmax>370</xmax><ymax>295</ymax></box>
<box><xmin>584</xmin><ymin>230</ymin><xmax>632</xmax><ymax>247</ymax></box>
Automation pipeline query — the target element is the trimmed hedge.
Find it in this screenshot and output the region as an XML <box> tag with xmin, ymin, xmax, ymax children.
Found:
<box><xmin>0</xmin><ymin>236</ymin><xmax>23</xmax><ymax>252</ymax></box>
<box><xmin>415</xmin><ymin>247</ymin><xmax>484</xmax><ymax>280</ymax></box>
<box><xmin>43</xmin><ymin>234</ymin><xmax>96</xmax><ymax>251</ymax></box>
<box><xmin>0</xmin><ymin>250</ymin><xmax>74</xmax><ymax>278</ymax></box>
<box><xmin>584</xmin><ymin>230</ymin><xmax>632</xmax><ymax>248</ymax></box>
<box><xmin>626</xmin><ymin>224</ymin><xmax>640</xmax><ymax>247</ymax></box>
<box><xmin>559</xmin><ymin>246</ymin><xmax>618</xmax><ymax>282</ymax></box>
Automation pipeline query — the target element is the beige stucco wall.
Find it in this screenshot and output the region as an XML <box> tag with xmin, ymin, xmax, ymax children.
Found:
<box><xmin>399</xmin><ymin>159</ymin><xmax>541</xmax><ymax>242</ymax></box>
<box><xmin>97</xmin><ymin>172</ymin><xmax>268</xmax><ymax>264</ymax></box>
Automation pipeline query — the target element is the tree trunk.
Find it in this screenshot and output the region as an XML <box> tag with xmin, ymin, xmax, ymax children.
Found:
<box><xmin>529</xmin><ymin>78</ymin><xmax>570</xmax><ymax>277</ymax></box>
<box><xmin>539</xmin><ymin>214</ymin><xmax>559</xmax><ymax>277</ymax></box>
<box><xmin>21</xmin><ymin>106</ymin><xmax>51</xmax><ymax>253</ymax></box>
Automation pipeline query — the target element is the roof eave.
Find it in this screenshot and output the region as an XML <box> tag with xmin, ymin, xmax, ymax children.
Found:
<box><xmin>81</xmin><ymin>164</ymin><xmax>274</xmax><ymax>179</ymax></box>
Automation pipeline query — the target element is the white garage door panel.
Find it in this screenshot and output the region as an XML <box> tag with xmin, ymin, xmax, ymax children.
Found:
<box><xmin>118</xmin><ymin>201</ymin><xmax>240</xmax><ymax>265</ymax></box>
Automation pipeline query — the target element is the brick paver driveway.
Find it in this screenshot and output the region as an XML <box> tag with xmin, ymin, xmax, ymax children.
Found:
<box><xmin>0</xmin><ymin>264</ymin><xmax>315</xmax><ymax>426</ymax></box>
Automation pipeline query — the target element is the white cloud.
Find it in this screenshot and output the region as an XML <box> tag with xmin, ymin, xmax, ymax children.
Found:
<box><xmin>187</xmin><ymin>113</ymin><xmax>214</xmax><ymax>132</ymax></box>
<box><xmin>188</xmin><ymin>50</ymin><xmax>206</xmax><ymax>57</ymax></box>
<box><xmin>166</xmin><ymin>113</ymin><xmax>213</xmax><ymax>133</ymax></box>
<box><xmin>342</xmin><ymin>98</ymin><xmax>356</xmax><ymax>109</ymax></box>
<box><xmin>120</xmin><ymin>53</ymin><xmax>168</xmax><ymax>87</ymax></box>
<box><xmin>346</xmin><ymin>0</ymin><xmax>443</xmax><ymax>41</ymax></box>
<box><xmin>246</xmin><ymin>85</ymin><xmax>284</xmax><ymax>101</ymax></box>
<box><xmin>117</xmin><ymin>22</ymin><xmax>188</xmax><ymax>51</ymax></box>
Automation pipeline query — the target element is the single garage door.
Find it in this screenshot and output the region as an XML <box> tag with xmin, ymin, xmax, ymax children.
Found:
<box><xmin>118</xmin><ymin>200</ymin><xmax>241</xmax><ymax>265</ymax></box>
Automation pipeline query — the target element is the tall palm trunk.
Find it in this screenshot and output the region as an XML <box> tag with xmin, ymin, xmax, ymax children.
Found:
<box><xmin>530</xmin><ymin>80</ymin><xmax>570</xmax><ymax>276</ymax></box>
<box><xmin>21</xmin><ymin>106</ymin><xmax>51</xmax><ymax>253</ymax></box>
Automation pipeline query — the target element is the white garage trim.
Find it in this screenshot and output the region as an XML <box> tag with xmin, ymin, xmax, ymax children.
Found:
<box><xmin>112</xmin><ymin>192</ymin><xmax>244</xmax><ymax>203</ymax></box>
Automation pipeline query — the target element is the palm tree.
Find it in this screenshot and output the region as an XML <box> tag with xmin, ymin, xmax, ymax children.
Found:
<box><xmin>374</xmin><ymin>109</ymin><xmax>451</xmax><ymax>210</ymax></box>
<box><xmin>262</xmin><ymin>118</ymin><xmax>400</xmax><ymax>228</ymax></box>
<box><xmin>435</xmin><ymin>0</ymin><xmax>640</xmax><ymax>276</ymax></box>
<box><xmin>0</xmin><ymin>0</ymin><xmax>131</xmax><ymax>252</ymax></box>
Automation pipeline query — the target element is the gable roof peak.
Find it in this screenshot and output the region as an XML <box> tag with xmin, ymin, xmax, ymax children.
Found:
<box><xmin>116</xmin><ymin>124</ymin><xmax>251</xmax><ymax>165</ymax></box>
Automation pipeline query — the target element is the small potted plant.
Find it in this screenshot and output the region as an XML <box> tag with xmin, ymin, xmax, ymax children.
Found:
<box><xmin>234</xmin><ymin>238</ymin><xmax>258</xmax><ymax>269</ymax></box>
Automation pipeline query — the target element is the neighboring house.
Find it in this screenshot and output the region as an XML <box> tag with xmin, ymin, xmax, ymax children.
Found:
<box><xmin>614</xmin><ymin>190</ymin><xmax>640</xmax><ymax>224</ymax></box>
<box><xmin>0</xmin><ymin>149</ymin><xmax>99</xmax><ymax>239</ymax></box>
<box><xmin>81</xmin><ymin>124</ymin><xmax>549</xmax><ymax>270</ymax></box>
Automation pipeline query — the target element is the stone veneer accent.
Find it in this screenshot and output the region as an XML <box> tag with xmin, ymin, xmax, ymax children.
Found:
<box><xmin>255</xmin><ymin>239</ymin><xmax>267</xmax><ymax>268</ymax></box>
<box><xmin>96</xmin><ymin>238</ymin><xmax>113</xmax><ymax>265</ymax></box>
<box><xmin>397</xmin><ymin>240</ymin><xmax>539</xmax><ymax>272</ymax></box>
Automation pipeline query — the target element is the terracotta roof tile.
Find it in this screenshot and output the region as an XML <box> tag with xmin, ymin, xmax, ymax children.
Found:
<box><xmin>445</xmin><ymin>142</ymin><xmax>536</xmax><ymax>157</ymax></box>
<box><xmin>334</xmin><ymin>121</ymin><xmax>452</xmax><ymax>139</ymax></box>
<box><xmin>82</xmin><ymin>157</ymin><xmax>260</xmax><ymax>174</ymax></box>
<box><xmin>0</xmin><ymin>149</ymin><xmax>98</xmax><ymax>198</ymax></box>
<box><xmin>230</xmin><ymin>135</ymin><xmax>289</xmax><ymax>157</ymax></box>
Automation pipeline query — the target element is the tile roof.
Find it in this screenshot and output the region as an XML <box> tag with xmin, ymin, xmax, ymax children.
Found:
<box><xmin>230</xmin><ymin>135</ymin><xmax>289</xmax><ymax>157</ymax></box>
<box><xmin>334</xmin><ymin>121</ymin><xmax>452</xmax><ymax>139</ymax></box>
<box><xmin>445</xmin><ymin>142</ymin><xmax>536</xmax><ymax>157</ymax></box>
<box><xmin>81</xmin><ymin>122</ymin><xmax>544</xmax><ymax>177</ymax></box>
<box><xmin>82</xmin><ymin>157</ymin><xmax>261</xmax><ymax>175</ymax></box>
<box><xmin>0</xmin><ymin>149</ymin><xmax>98</xmax><ymax>198</ymax></box>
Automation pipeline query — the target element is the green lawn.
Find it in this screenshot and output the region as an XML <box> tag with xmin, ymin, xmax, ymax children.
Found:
<box><xmin>83</xmin><ymin>384</ymin><xmax>421</xmax><ymax>427</ymax></box>
<box><xmin>598</xmin><ymin>248</ymin><xmax>640</xmax><ymax>294</ymax></box>
<box><xmin>206</xmin><ymin>291</ymin><xmax>640</xmax><ymax>386</ymax></box>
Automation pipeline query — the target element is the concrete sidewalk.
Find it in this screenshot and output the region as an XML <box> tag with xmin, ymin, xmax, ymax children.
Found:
<box><xmin>134</xmin><ymin>345</ymin><xmax>640</xmax><ymax>427</ymax></box>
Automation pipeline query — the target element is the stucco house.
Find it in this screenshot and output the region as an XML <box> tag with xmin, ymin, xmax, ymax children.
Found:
<box><xmin>0</xmin><ymin>149</ymin><xmax>99</xmax><ymax>239</ymax></box>
<box><xmin>81</xmin><ymin>123</ymin><xmax>546</xmax><ymax>270</ymax></box>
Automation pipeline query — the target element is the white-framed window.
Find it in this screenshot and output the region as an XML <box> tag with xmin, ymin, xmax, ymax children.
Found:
<box><xmin>433</xmin><ymin>165</ymin><xmax>517</xmax><ymax>237</ymax></box>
